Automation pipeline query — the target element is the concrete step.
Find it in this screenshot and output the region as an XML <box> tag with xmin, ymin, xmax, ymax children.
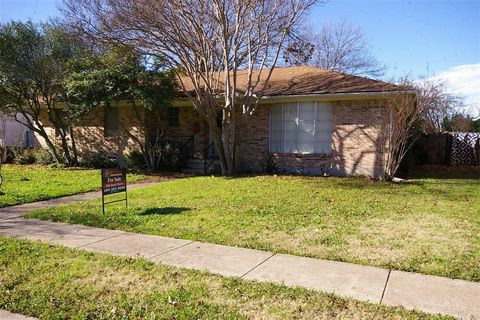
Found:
<box><xmin>182</xmin><ymin>159</ymin><xmax>220</xmax><ymax>175</ymax></box>
<box><xmin>182</xmin><ymin>168</ymin><xmax>204</xmax><ymax>174</ymax></box>
<box><xmin>186</xmin><ymin>159</ymin><xmax>204</xmax><ymax>164</ymax></box>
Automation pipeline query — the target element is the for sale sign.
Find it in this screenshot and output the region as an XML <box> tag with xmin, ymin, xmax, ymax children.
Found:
<box><xmin>101</xmin><ymin>167</ymin><xmax>128</xmax><ymax>214</ymax></box>
<box><xmin>101</xmin><ymin>167</ymin><xmax>126</xmax><ymax>195</ymax></box>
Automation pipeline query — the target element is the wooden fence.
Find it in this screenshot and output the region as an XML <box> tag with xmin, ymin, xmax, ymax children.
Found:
<box><xmin>410</xmin><ymin>134</ymin><xmax>452</xmax><ymax>165</ymax></box>
<box><xmin>408</xmin><ymin>133</ymin><xmax>479</xmax><ymax>166</ymax></box>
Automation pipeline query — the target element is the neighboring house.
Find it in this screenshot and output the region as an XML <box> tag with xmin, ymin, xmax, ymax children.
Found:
<box><xmin>35</xmin><ymin>66</ymin><xmax>404</xmax><ymax>178</ymax></box>
<box><xmin>0</xmin><ymin>113</ymin><xmax>36</xmax><ymax>148</ymax></box>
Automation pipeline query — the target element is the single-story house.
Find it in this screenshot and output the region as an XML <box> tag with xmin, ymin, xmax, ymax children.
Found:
<box><xmin>0</xmin><ymin>112</ymin><xmax>37</xmax><ymax>148</ymax></box>
<box><xmin>36</xmin><ymin>66</ymin><xmax>405</xmax><ymax>178</ymax></box>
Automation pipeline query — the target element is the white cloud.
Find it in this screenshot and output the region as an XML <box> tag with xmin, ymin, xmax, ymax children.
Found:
<box><xmin>428</xmin><ymin>63</ymin><xmax>480</xmax><ymax>116</ymax></box>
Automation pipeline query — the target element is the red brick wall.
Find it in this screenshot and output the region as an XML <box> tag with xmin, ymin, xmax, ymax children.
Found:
<box><xmin>331</xmin><ymin>100</ymin><xmax>390</xmax><ymax>178</ymax></box>
<box><xmin>36</xmin><ymin>99</ymin><xmax>391</xmax><ymax>178</ymax></box>
<box><xmin>162</xmin><ymin>106</ymin><xmax>208</xmax><ymax>158</ymax></box>
<box><xmin>36</xmin><ymin>103</ymin><xmax>144</xmax><ymax>162</ymax></box>
<box><xmin>237</xmin><ymin>106</ymin><xmax>270</xmax><ymax>170</ymax></box>
<box><xmin>236</xmin><ymin>99</ymin><xmax>391</xmax><ymax>178</ymax></box>
<box><xmin>37</xmin><ymin>104</ymin><xmax>210</xmax><ymax>162</ymax></box>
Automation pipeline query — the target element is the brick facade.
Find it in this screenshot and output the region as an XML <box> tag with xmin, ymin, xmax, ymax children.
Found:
<box><xmin>236</xmin><ymin>99</ymin><xmax>391</xmax><ymax>178</ymax></box>
<box><xmin>36</xmin><ymin>98</ymin><xmax>392</xmax><ymax>178</ymax></box>
<box><xmin>161</xmin><ymin>106</ymin><xmax>208</xmax><ymax>158</ymax></box>
<box><xmin>36</xmin><ymin>103</ymin><xmax>209</xmax><ymax>162</ymax></box>
<box><xmin>37</xmin><ymin>103</ymin><xmax>144</xmax><ymax>161</ymax></box>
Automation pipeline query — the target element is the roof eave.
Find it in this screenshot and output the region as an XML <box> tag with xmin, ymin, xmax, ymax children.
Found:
<box><xmin>173</xmin><ymin>90</ymin><xmax>415</xmax><ymax>106</ymax></box>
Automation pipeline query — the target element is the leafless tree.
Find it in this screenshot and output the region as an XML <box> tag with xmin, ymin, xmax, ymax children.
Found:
<box><xmin>62</xmin><ymin>0</ymin><xmax>317</xmax><ymax>175</ymax></box>
<box><xmin>284</xmin><ymin>19</ymin><xmax>386</xmax><ymax>77</ymax></box>
<box><xmin>415</xmin><ymin>78</ymin><xmax>464</xmax><ymax>133</ymax></box>
<box><xmin>383</xmin><ymin>83</ymin><xmax>418</xmax><ymax>179</ymax></box>
<box><xmin>383</xmin><ymin>77</ymin><xmax>467</xmax><ymax>178</ymax></box>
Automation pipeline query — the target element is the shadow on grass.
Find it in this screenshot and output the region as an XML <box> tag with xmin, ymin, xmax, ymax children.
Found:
<box><xmin>139</xmin><ymin>207</ymin><xmax>191</xmax><ymax>216</ymax></box>
<box><xmin>406</xmin><ymin>165</ymin><xmax>480</xmax><ymax>180</ymax></box>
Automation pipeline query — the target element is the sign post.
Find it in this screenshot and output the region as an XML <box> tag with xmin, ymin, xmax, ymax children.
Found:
<box><xmin>101</xmin><ymin>167</ymin><xmax>127</xmax><ymax>214</ymax></box>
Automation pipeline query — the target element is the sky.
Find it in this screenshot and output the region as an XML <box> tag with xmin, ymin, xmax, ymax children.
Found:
<box><xmin>309</xmin><ymin>0</ymin><xmax>480</xmax><ymax>114</ymax></box>
<box><xmin>1</xmin><ymin>0</ymin><xmax>479</xmax><ymax>114</ymax></box>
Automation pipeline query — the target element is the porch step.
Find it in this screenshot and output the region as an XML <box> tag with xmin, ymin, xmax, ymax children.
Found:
<box><xmin>182</xmin><ymin>159</ymin><xmax>220</xmax><ymax>175</ymax></box>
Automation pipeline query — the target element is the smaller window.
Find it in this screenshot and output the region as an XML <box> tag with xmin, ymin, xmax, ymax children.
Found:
<box><xmin>168</xmin><ymin>107</ymin><xmax>180</xmax><ymax>128</ymax></box>
<box><xmin>104</xmin><ymin>106</ymin><xmax>119</xmax><ymax>137</ymax></box>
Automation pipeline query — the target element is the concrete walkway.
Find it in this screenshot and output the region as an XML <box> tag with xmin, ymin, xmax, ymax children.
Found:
<box><xmin>0</xmin><ymin>310</ymin><xmax>37</xmax><ymax>320</ymax></box>
<box><xmin>0</xmin><ymin>182</ymin><xmax>158</xmax><ymax>221</ymax></box>
<box><xmin>0</xmin><ymin>187</ymin><xmax>479</xmax><ymax>319</ymax></box>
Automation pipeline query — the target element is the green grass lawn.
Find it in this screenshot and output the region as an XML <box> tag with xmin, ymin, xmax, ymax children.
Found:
<box><xmin>27</xmin><ymin>174</ymin><xmax>480</xmax><ymax>282</ymax></box>
<box><xmin>0</xmin><ymin>165</ymin><xmax>146</xmax><ymax>208</ymax></box>
<box><xmin>0</xmin><ymin>238</ymin><xmax>448</xmax><ymax>319</ymax></box>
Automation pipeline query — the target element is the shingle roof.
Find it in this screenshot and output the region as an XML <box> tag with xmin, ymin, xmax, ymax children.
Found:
<box><xmin>178</xmin><ymin>66</ymin><xmax>399</xmax><ymax>97</ymax></box>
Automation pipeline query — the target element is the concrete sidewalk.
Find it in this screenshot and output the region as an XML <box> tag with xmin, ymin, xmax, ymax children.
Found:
<box><xmin>0</xmin><ymin>310</ymin><xmax>37</xmax><ymax>320</ymax></box>
<box><xmin>0</xmin><ymin>189</ymin><xmax>479</xmax><ymax>319</ymax></box>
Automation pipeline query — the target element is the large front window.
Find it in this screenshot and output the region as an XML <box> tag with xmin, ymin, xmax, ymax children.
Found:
<box><xmin>270</xmin><ymin>102</ymin><xmax>332</xmax><ymax>154</ymax></box>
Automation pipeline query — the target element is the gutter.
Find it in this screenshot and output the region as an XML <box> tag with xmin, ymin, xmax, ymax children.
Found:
<box><xmin>173</xmin><ymin>90</ymin><xmax>416</xmax><ymax>106</ymax></box>
<box><xmin>48</xmin><ymin>91</ymin><xmax>416</xmax><ymax>108</ymax></box>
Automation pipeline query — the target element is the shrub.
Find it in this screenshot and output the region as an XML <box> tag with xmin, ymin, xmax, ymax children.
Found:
<box><xmin>126</xmin><ymin>146</ymin><xmax>185</xmax><ymax>172</ymax></box>
<box><xmin>35</xmin><ymin>149</ymin><xmax>54</xmax><ymax>165</ymax></box>
<box><xmin>48</xmin><ymin>162</ymin><xmax>66</xmax><ymax>169</ymax></box>
<box><xmin>80</xmin><ymin>153</ymin><xmax>117</xmax><ymax>169</ymax></box>
<box><xmin>0</xmin><ymin>146</ymin><xmax>15</xmax><ymax>164</ymax></box>
<box><xmin>159</xmin><ymin>145</ymin><xmax>182</xmax><ymax>171</ymax></box>
<box><xmin>14</xmin><ymin>148</ymin><xmax>36</xmax><ymax>165</ymax></box>
<box><xmin>266</xmin><ymin>153</ymin><xmax>279</xmax><ymax>174</ymax></box>
<box><xmin>125</xmin><ymin>150</ymin><xmax>147</xmax><ymax>170</ymax></box>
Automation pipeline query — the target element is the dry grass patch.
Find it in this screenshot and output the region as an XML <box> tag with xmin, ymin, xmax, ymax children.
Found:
<box><xmin>351</xmin><ymin>214</ymin><xmax>474</xmax><ymax>259</ymax></box>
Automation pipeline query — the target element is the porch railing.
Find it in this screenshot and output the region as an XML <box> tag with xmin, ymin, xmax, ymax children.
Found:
<box><xmin>204</xmin><ymin>142</ymin><xmax>218</xmax><ymax>175</ymax></box>
<box><xmin>159</xmin><ymin>135</ymin><xmax>194</xmax><ymax>163</ymax></box>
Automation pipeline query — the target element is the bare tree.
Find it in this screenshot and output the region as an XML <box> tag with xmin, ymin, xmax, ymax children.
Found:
<box><xmin>284</xmin><ymin>19</ymin><xmax>386</xmax><ymax>77</ymax></box>
<box><xmin>62</xmin><ymin>0</ymin><xmax>317</xmax><ymax>175</ymax></box>
<box><xmin>443</xmin><ymin>112</ymin><xmax>475</xmax><ymax>132</ymax></box>
<box><xmin>383</xmin><ymin>76</ymin><xmax>468</xmax><ymax>178</ymax></box>
<box><xmin>283</xmin><ymin>32</ymin><xmax>315</xmax><ymax>66</ymax></box>
<box><xmin>384</xmin><ymin>84</ymin><xmax>418</xmax><ymax>179</ymax></box>
<box><xmin>415</xmin><ymin>78</ymin><xmax>464</xmax><ymax>133</ymax></box>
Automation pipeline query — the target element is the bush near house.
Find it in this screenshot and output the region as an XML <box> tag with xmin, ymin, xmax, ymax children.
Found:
<box><xmin>13</xmin><ymin>148</ymin><xmax>36</xmax><ymax>165</ymax></box>
<box><xmin>79</xmin><ymin>152</ymin><xmax>118</xmax><ymax>169</ymax></box>
<box><xmin>33</xmin><ymin>149</ymin><xmax>54</xmax><ymax>165</ymax></box>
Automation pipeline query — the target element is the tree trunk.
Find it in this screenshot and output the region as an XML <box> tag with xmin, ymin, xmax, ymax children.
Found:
<box><xmin>38</xmin><ymin>129</ymin><xmax>63</xmax><ymax>163</ymax></box>
<box><xmin>69</xmin><ymin>126</ymin><xmax>78</xmax><ymax>165</ymax></box>
<box><xmin>221</xmin><ymin>118</ymin><xmax>234</xmax><ymax>176</ymax></box>
<box><xmin>206</xmin><ymin>115</ymin><xmax>228</xmax><ymax>175</ymax></box>
<box><xmin>59</xmin><ymin>133</ymin><xmax>73</xmax><ymax>166</ymax></box>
